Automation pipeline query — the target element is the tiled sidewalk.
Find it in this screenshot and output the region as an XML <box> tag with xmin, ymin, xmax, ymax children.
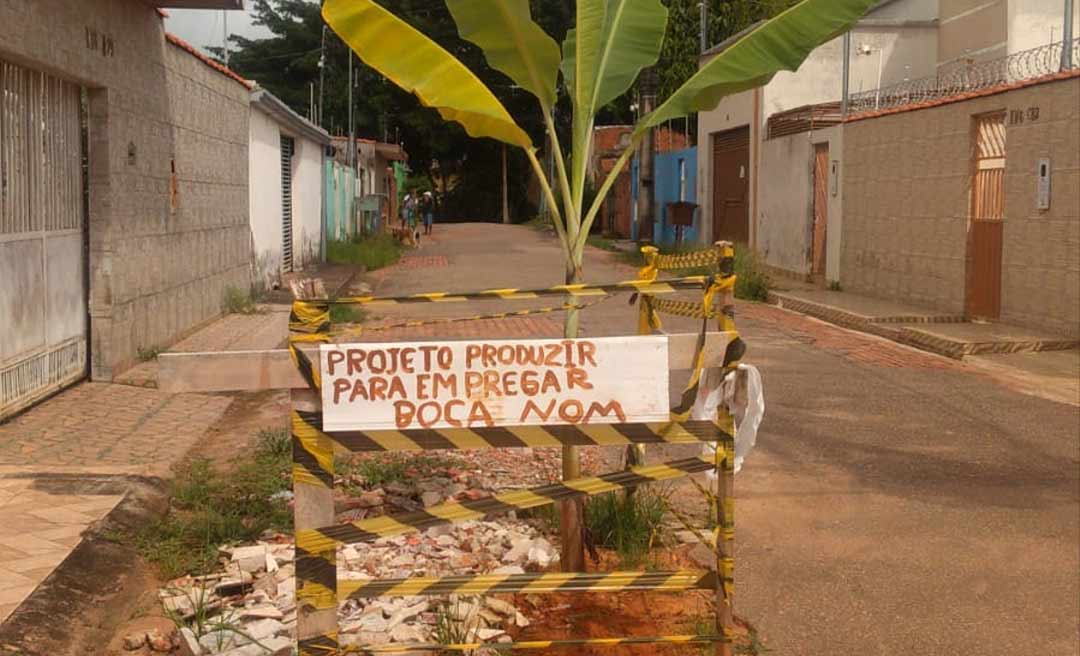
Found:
<box><xmin>0</xmin><ymin>383</ymin><xmax>232</xmax><ymax>474</ymax></box>
<box><xmin>0</xmin><ymin>479</ymin><xmax>123</xmax><ymax>622</ymax></box>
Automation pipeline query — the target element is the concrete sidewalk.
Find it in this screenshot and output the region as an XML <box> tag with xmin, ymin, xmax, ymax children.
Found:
<box><xmin>114</xmin><ymin>306</ymin><xmax>291</xmax><ymax>388</ymax></box>
<box><xmin>770</xmin><ymin>288</ymin><xmax>1078</xmax><ymax>356</ymax></box>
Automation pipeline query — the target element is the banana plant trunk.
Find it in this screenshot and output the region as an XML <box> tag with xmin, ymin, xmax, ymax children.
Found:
<box><xmin>560</xmin><ymin>255</ymin><xmax>586</xmax><ymax>571</ymax></box>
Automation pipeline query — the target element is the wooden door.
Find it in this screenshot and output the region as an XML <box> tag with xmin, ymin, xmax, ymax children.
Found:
<box><xmin>712</xmin><ymin>126</ymin><xmax>750</xmax><ymax>244</ymax></box>
<box><xmin>966</xmin><ymin>113</ymin><xmax>1005</xmax><ymax>318</ymax></box>
<box><xmin>812</xmin><ymin>143</ymin><xmax>829</xmax><ymax>277</ymax></box>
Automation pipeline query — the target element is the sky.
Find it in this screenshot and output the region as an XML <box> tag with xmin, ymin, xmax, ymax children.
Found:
<box><xmin>164</xmin><ymin>4</ymin><xmax>271</xmax><ymax>56</ymax></box>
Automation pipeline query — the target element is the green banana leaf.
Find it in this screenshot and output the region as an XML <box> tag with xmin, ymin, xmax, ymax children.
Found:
<box><xmin>323</xmin><ymin>0</ymin><xmax>531</xmax><ymax>148</ymax></box>
<box><xmin>445</xmin><ymin>0</ymin><xmax>561</xmax><ymax>110</ymax></box>
<box><xmin>562</xmin><ymin>0</ymin><xmax>668</xmax><ymax>114</ymax></box>
<box><xmin>635</xmin><ymin>0</ymin><xmax>878</xmax><ymax>136</ymax></box>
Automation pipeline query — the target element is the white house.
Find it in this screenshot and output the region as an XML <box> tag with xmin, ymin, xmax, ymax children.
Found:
<box><xmin>249</xmin><ymin>88</ymin><xmax>330</xmax><ymax>291</ymax></box>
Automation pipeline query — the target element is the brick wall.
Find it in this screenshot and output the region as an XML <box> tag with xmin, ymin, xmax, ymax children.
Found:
<box><xmin>840</xmin><ymin>75</ymin><xmax>1079</xmax><ymax>337</ymax></box>
<box><xmin>0</xmin><ymin>0</ymin><xmax>252</xmax><ymax>379</ymax></box>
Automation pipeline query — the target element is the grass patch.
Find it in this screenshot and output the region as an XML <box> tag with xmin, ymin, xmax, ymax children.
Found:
<box><xmin>736</xmin><ymin>630</ymin><xmax>772</xmax><ymax>655</ymax></box>
<box><xmin>524</xmin><ymin>215</ymin><xmax>553</xmax><ymax>231</ymax></box>
<box><xmin>222</xmin><ymin>286</ymin><xmax>260</xmax><ymax>315</ymax></box>
<box><xmin>337</xmin><ymin>452</ymin><xmax>470</xmax><ymax>495</ymax></box>
<box><xmin>125</xmin><ymin>427</ymin><xmax>292</xmax><ymax>579</ymax></box>
<box><xmin>329</xmin><ymin>304</ymin><xmax>369</xmax><ymax>324</ymax></box>
<box><xmin>828</xmin><ymin>279</ymin><xmax>842</xmax><ymax>291</ymax></box>
<box><xmin>585</xmin><ymin>487</ymin><xmax>668</xmax><ymax>567</ymax></box>
<box><xmin>136</xmin><ymin>345</ymin><xmax>164</xmax><ymax>362</ymax></box>
<box><xmin>521</xmin><ymin>503</ymin><xmax>560</xmax><ymax>532</ymax></box>
<box><xmin>327</xmin><ymin>232</ymin><xmax>404</xmax><ymax>270</ymax></box>
<box><xmin>586</xmin><ymin>234</ymin><xmax>620</xmax><ymax>252</ymax></box>
<box><xmin>733</xmin><ymin>246</ymin><xmax>770</xmax><ymax>301</ymax></box>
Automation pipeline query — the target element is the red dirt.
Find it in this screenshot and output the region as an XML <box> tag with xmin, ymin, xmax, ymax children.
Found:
<box><xmin>507</xmin><ymin>548</ymin><xmax>752</xmax><ymax>656</ymax></box>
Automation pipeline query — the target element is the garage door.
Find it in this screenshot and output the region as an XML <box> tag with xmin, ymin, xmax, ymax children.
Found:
<box><xmin>0</xmin><ymin>59</ymin><xmax>87</xmax><ymax>419</ymax></box>
<box><xmin>712</xmin><ymin>126</ymin><xmax>750</xmax><ymax>244</ymax></box>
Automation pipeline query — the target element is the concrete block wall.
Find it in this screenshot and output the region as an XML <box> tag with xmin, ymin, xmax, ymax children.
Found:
<box><xmin>0</xmin><ymin>0</ymin><xmax>251</xmax><ymax>380</ymax></box>
<box><xmin>998</xmin><ymin>77</ymin><xmax>1080</xmax><ymax>337</ymax></box>
<box><xmin>841</xmin><ymin>75</ymin><xmax>1080</xmax><ymax>336</ymax></box>
<box><xmin>842</xmin><ymin>103</ymin><xmax>971</xmax><ymax>314</ymax></box>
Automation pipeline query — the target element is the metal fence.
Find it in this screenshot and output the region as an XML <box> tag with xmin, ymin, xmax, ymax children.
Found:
<box><xmin>848</xmin><ymin>38</ymin><xmax>1080</xmax><ymax>114</ymax></box>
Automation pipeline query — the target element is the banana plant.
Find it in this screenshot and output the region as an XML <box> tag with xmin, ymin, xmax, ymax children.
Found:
<box><xmin>323</xmin><ymin>0</ymin><xmax>877</xmax><ymax>335</ymax></box>
<box><xmin>323</xmin><ymin>0</ymin><xmax>875</xmax><ymax>569</ymax></box>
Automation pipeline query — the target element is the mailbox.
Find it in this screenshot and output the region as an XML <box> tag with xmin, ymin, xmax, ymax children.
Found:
<box><xmin>667</xmin><ymin>201</ymin><xmax>697</xmax><ymax>227</ymax></box>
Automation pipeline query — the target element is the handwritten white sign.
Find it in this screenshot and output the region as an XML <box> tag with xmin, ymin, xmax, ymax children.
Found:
<box><xmin>319</xmin><ymin>336</ymin><xmax>669</xmax><ymax>432</ymax></box>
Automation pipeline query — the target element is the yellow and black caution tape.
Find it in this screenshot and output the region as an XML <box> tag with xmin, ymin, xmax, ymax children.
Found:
<box><xmin>298</xmin><ymin>634</ymin><xmax>339</xmax><ymax>656</ymax></box>
<box><xmin>295</xmin><ymin>451</ymin><xmax>727</xmax><ymax>552</ymax></box>
<box><xmin>339</xmin><ymin>570</ymin><xmax>718</xmax><ymax>599</ymax></box>
<box><xmin>294</xmin><ymin>410</ymin><xmax>732</xmax><ymax>453</ymax></box>
<box><xmin>331</xmin><ymin>634</ymin><xmax>732</xmax><ymax>653</ymax></box>
<box><xmin>320</xmin><ymin>297</ymin><xmax>610</xmax><ymax>340</ymax></box>
<box><xmin>290</xmin><ymin>300</ymin><xmax>331</xmax><ymax>334</ymax></box>
<box><xmin>296</xmin><ymin>544</ymin><xmax>337</xmax><ymax>610</ymax></box>
<box><xmin>299</xmin><ymin>275</ymin><xmax>709</xmax><ymax>308</ymax></box>
<box><xmin>654</xmin><ymin>247</ymin><xmax>723</xmax><ymax>272</ymax></box>
<box><xmin>292</xmin><ymin>412</ymin><xmax>335</xmax><ymax>489</ymax></box>
<box><xmin>649</xmin><ymin>297</ymin><xmax>719</xmax><ymax>320</ymax></box>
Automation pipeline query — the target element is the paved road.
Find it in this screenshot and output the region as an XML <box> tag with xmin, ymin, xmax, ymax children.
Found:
<box><xmin>371</xmin><ymin>223</ymin><xmax>1079</xmax><ymax>655</ymax></box>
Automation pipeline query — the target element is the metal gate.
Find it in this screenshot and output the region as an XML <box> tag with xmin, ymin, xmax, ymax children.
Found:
<box><xmin>712</xmin><ymin>126</ymin><xmax>750</xmax><ymax>244</ymax></box>
<box><xmin>966</xmin><ymin>113</ymin><xmax>1006</xmax><ymax>318</ymax></box>
<box><xmin>811</xmin><ymin>143</ymin><xmax>829</xmax><ymax>278</ymax></box>
<box><xmin>281</xmin><ymin>135</ymin><xmax>295</xmax><ymax>273</ymax></box>
<box><xmin>0</xmin><ymin>59</ymin><xmax>87</xmax><ymax>419</ymax></box>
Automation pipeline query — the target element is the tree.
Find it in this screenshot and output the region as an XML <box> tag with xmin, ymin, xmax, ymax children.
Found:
<box><xmin>323</xmin><ymin>0</ymin><xmax>878</xmax><ymax>574</ymax></box>
<box><xmin>651</xmin><ymin>0</ymin><xmax>802</xmax><ymax>141</ymax></box>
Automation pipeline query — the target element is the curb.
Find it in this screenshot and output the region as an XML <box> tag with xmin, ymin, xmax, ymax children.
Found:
<box><xmin>766</xmin><ymin>291</ymin><xmax>1077</xmax><ymax>360</ymax></box>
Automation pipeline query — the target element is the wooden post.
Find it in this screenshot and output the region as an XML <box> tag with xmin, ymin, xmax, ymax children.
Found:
<box><xmin>715</xmin><ymin>434</ymin><xmax>734</xmax><ymax>656</ymax></box>
<box><xmin>714</xmin><ymin>240</ymin><xmax>736</xmax><ymax>656</ymax></box>
<box><xmin>293</xmin><ymin>386</ymin><xmax>338</xmax><ymax>654</ymax></box>
<box><xmin>291</xmin><ymin>387</ymin><xmax>338</xmax><ymax>653</ymax></box>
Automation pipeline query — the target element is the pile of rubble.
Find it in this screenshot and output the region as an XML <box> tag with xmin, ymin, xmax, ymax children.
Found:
<box><xmin>338</xmin><ymin>518</ymin><xmax>553</xmax><ymax>649</ymax></box>
<box><xmin>335</xmin><ymin>447</ymin><xmax>600</xmax><ymax>524</ymax></box>
<box><xmin>146</xmin><ymin>518</ymin><xmax>556</xmax><ymax>654</ymax></box>
<box><xmin>137</xmin><ymin>540</ymin><xmax>297</xmax><ymax>656</ymax></box>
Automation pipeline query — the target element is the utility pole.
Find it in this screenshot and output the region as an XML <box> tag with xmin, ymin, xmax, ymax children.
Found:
<box><xmin>841</xmin><ymin>32</ymin><xmax>851</xmax><ymax>116</ymax></box>
<box><xmin>1063</xmin><ymin>0</ymin><xmax>1075</xmax><ymax>71</ymax></box>
<box><xmin>318</xmin><ymin>24</ymin><xmax>327</xmax><ymax>127</ymax></box>
<box><xmin>636</xmin><ymin>68</ymin><xmax>657</xmax><ymax>243</ymax></box>
<box><xmin>222</xmin><ymin>10</ymin><xmax>229</xmax><ymax>68</ymax></box>
<box><xmin>502</xmin><ymin>144</ymin><xmax>510</xmax><ymax>224</ymax></box>
<box><xmin>699</xmin><ymin>1</ymin><xmax>708</xmax><ymax>52</ymax></box>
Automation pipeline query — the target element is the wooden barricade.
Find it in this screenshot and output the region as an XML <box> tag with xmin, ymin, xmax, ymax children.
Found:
<box><xmin>158</xmin><ymin>264</ymin><xmax>743</xmax><ymax>655</ymax></box>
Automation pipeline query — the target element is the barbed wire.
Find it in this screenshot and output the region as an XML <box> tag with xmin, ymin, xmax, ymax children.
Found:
<box><xmin>848</xmin><ymin>38</ymin><xmax>1079</xmax><ymax>114</ymax></box>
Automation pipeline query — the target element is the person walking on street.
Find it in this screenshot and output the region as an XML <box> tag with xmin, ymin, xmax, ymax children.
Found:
<box><xmin>422</xmin><ymin>191</ymin><xmax>434</xmax><ymax>236</ymax></box>
<box><xmin>400</xmin><ymin>193</ymin><xmax>410</xmax><ymax>230</ymax></box>
<box><xmin>404</xmin><ymin>193</ymin><xmax>420</xmax><ymax>246</ymax></box>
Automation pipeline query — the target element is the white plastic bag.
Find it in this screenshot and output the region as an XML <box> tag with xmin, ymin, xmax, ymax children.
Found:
<box><xmin>693</xmin><ymin>364</ymin><xmax>765</xmax><ymax>475</ymax></box>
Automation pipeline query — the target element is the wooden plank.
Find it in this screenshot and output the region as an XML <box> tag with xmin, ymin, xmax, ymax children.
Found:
<box><xmin>292</xmin><ymin>387</ymin><xmax>338</xmax><ymax>651</ymax></box>
<box><xmin>157</xmin><ymin>332</ymin><xmax>734</xmax><ymax>394</ymax></box>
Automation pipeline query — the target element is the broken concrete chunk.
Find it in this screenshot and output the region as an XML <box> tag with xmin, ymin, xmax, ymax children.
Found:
<box><xmin>231</xmin><ymin>545</ymin><xmax>269</xmax><ymax>574</ymax></box>
<box><xmin>176</xmin><ymin>628</ymin><xmax>203</xmax><ymax>656</ymax></box>
<box><xmin>122</xmin><ymin>633</ymin><xmax>146</xmax><ymax>651</ymax></box>
<box><xmin>218</xmin><ymin>636</ymin><xmax>293</xmax><ymax>656</ymax></box>
<box><xmin>484</xmin><ymin>598</ymin><xmax>516</xmax><ymax>616</ymax></box>
<box><xmin>146</xmin><ymin>628</ymin><xmax>172</xmax><ymax>652</ymax></box>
